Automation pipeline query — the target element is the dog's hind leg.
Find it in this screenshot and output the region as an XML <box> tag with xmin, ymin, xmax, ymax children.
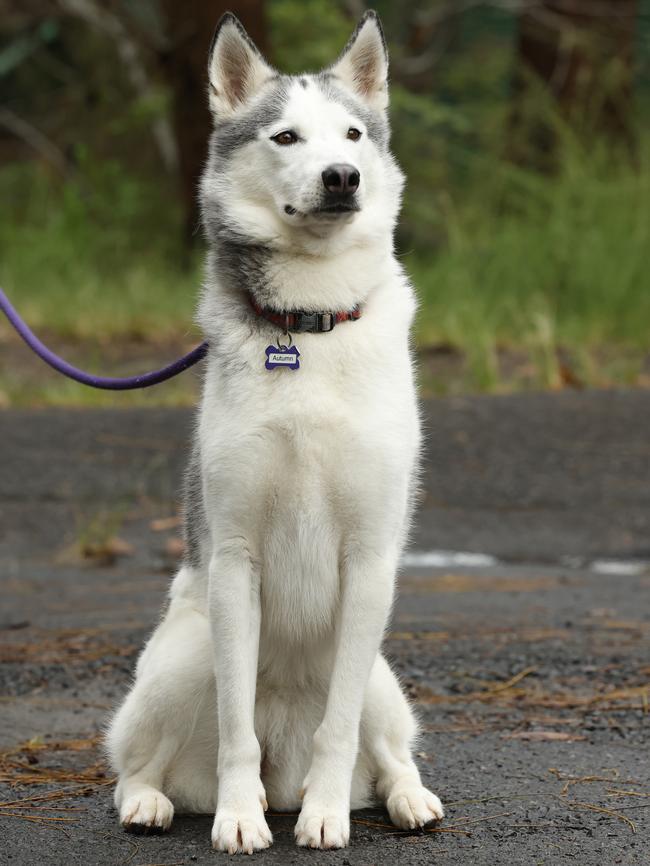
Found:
<box><xmin>111</xmin><ymin>740</ymin><xmax>177</xmax><ymax>833</ymax></box>
<box><xmin>106</xmin><ymin>571</ymin><xmax>214</xmax><ymax>832</ymax></box>
<box><xmin>359</xmin><ymin>654</ymin><xmax>444</xmax><ymax>829</ymax></box>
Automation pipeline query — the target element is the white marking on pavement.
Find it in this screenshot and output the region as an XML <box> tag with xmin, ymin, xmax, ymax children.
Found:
<box><xmin>402</xmin><ymin>551</ymin><xmax>649</xmax><ymax>575</ymax></box>
<box><xmin>402</xmin><ymin>550</ymin><xmax>498</xmax><ymax>568</ymax></box>
<box><xmin>591</xmin><ymin>559</ymin><xmax>648</xmax><ymax>576</ymax></box>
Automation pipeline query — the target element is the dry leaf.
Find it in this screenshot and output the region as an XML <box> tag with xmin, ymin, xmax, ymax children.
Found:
<box><xmin>559</xmin><ymin>362</ymin><xmax>584</xmax><ymax>389</ymax></box>
<box><xmin>81</xmin><ymin>536</ymin><xmax>134</xmax><ymax>565</ymax></box>
<box><xmin>165</xmin><ymin>537</ymin><xmax>186</xmax><ymax>559</ymax></box>
<box><xmin>502</xmin><ymin>730</ymin><xmax>587</xmax><ymax>742</ymax></box>
<box><xmin>150</xmin><ymin>516</ymin><xmax>181</xmax><ymax>532</ymax></box>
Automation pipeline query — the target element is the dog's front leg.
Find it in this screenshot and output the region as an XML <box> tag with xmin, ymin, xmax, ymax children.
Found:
<box><xmin>295</xmin><ymin>548</ymin><xmax>396</xmax><ymax>849</ymax></box>
<box><xmin>209</xmin><ymin>539</ymin><xmax>271</xmax><ymax>854</ymax></box>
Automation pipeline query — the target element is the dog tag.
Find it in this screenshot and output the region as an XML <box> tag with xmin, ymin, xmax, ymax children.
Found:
<box><xmin>265</xmin><ymin>344</ymin><xmax>300</xmax><ymax>371</ymax></box>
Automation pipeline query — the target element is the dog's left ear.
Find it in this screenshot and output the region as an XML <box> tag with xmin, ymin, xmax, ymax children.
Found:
<box><xmin>331</xmin><ymin>10</ymin><xmax>389</xmax><ymax>112</ymax></box>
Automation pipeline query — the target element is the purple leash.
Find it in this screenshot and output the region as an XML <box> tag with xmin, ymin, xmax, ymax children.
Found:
<box><xmin>0</xmin><ymin>286</ymin><xmax>208</xmax><ymax>390</ymax></box>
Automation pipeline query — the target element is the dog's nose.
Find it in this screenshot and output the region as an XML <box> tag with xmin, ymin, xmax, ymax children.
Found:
<box><xmin>321</xmin><ymin>164</ymin><xmax>360</xmax><ymax>195</ymax></box>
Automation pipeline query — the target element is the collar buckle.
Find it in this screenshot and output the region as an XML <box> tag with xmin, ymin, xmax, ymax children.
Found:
<box><xmin>294</xmin><ymin>311</ymin><xmax>335</xmax><ymax>333</ymax></box>
<box><xmin>317</xmin><ymin>312</ymin><xmax>335</xmax><ymax>332</ymax></box>
<box><xmin>247</xmin><ymin>291</ymin><xmax>359</xmax><ymax>333</ymax></box>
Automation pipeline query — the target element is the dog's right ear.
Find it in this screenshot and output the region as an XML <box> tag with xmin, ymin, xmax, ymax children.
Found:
<box><xmin>207</xmin><ymin>13</ymin><xmax>275</xmax><ymax>117</ymax></box>
<box><xmin>331</xmin><ymin>11</ymin><xmax>389</xmax><ymax>113</ymax></box>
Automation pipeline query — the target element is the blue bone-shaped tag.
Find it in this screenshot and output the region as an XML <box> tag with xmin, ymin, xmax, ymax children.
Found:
<box><xmin>265</xmin><ymin>344</ymin><xmax>300</xmax><ymax>371</ymax></box>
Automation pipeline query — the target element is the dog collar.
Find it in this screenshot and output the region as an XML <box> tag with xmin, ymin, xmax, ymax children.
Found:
<box><xmin>247</xmin><ymin>291</ymin><xmax>361</xmax><ymax>333</ymax></box>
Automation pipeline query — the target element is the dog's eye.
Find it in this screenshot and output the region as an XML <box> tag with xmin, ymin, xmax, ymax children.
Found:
<box><xmin>347</xmin><ymin>128</ymin><xmax>362</xmax><ymax>142</ymax></box>
<box><xmin>271</xmin><ymin>130</ymin><xmax>298</xmax><ymax>146</ymax></box>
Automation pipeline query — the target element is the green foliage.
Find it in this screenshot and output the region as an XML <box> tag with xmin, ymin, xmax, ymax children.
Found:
<box><xmin>267</xmin><ymin>0</ymin><xmax>351</xmax><ymax>73</ymax></box>
<box><xmin>0</xmin><ymin>157</ymin><xmax>200</xmax><ymax>340</ymax></box>
<box><xmin>1</xmin><ymin>0</ymin><xmax>649</xmax><ymax>404</ymax></box>
<box><xmin>2</xmin><ymin>129</ymin><xmax>649</xmax><ymax>402</ymax></box>
<box><xmin>411</xmin><ymin>137</ymin><xmax>650</xmax><ymax>389</ymax></box>
<box><xmin>390</xmin><ymin>84</ymin><xmax>472</xmax><ymax>248</ymax></box>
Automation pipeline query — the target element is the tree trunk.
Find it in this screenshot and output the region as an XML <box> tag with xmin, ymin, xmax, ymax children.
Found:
<box><xmin>511</xmin><ymin>0</ymin><xmax>637</xmax><ymax>166</ymax></box>
<box><xmin>160</xmin><ymin>1</ymin><xmax>268</xmax><ymax>244</ymax></box>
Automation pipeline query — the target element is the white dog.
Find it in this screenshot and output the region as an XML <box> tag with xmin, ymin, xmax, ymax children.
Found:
<box><xmin>106</xmin><ymin>10</ymin><xmax>444</xmax><ymax>853</ymax></box>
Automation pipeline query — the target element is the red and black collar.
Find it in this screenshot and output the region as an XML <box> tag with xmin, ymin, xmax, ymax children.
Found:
<box><xmin>247</xmin><ymin>291</ymin><xmax>361</xmax><ymax>333</ymax></box>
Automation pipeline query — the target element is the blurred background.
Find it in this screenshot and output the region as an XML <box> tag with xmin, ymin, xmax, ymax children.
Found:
<box><xmin>1</xmin><ymin>0</ymin><xmax>648</xmax><ymax>406</ymax></box>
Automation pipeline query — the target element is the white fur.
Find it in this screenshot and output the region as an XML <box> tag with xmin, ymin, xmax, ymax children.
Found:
<box><xmin>106</xmin><ymin>12</ymin><xmax>443</xmax><ymax>853</ymax></box>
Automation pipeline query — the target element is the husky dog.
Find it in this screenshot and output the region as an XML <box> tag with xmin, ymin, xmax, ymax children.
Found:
<box><xmin>106</xmin><ymin>10</ymin><xmax>443</xmax><ymax>853</ymax></box>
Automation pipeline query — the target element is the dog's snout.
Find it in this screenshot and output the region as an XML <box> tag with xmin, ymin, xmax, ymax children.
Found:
<box><xmin>321</xmin><ymin>164</ymin><xmax>360</xmax><ymax>195</ymax></box>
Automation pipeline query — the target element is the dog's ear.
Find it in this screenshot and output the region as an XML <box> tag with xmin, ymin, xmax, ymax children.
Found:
<box><xmin>207</xmin><ymin>13</ymin><xmax>275</xmax><ymax>117</ymax></box>
<box><xmin>330</xmin><ymin>11</ymin><xmax>389</xmax><ymax>112</ymax></box>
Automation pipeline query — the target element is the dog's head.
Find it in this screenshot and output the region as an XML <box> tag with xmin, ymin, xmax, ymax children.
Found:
<box><xmin>201</xmin><ymin>11</ymin><xmax>403</xmax><ymax>251</ymax></box>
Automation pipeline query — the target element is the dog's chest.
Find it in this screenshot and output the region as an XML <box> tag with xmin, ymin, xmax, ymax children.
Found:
<box><xmin>200</xmin><ymin>316</ymin><xmax>418</xmax><ymax>642</ymax></box>
<box><xmin>257</xmin><ymin>414</ymin><xmax>355</xmax><ymax>641</ymax></box>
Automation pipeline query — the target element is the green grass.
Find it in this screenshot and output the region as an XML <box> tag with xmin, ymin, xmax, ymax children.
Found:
<box><xmin>410</xmin><ymin>142</ymin><xmax>650</xmax><ymax>390</ymax></box>
<box><xmin>1</xmin><ymin>138</ymin><xmax>649</xmax><ymax>405</ymax></box>
<box><xmin>0</xmin><ymin>159</ymin><xmax>200</xmax><ymax>341</ymax></box>
<box><xmin>0</xmin><ymin>371</ymin><xmax>200</xmax><ymax>408</ymax></box>
<box><xmin>414</xmin><ymin>150</ymin><xmax>650</xmax><ymax>348</ymax></box>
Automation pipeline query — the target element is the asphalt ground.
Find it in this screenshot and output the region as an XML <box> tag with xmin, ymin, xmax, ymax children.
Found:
<box><xmin>1</xmin><ymin>390</ymin><xmax>649</xmax><ymax>865</ymax></box>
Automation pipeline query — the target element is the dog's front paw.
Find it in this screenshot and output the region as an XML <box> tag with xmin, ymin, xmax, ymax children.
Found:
<box><xmin>387</xmin><ymin>783</ymin><xmax>444</xmax><ymax>830</ymax></box>
<box><xmin>295</xmin><ymin>803</ymin><xmax>350</xmax><ymax>849</ymax></box>
<box><xmin>212</xmin><ymin>806</ymin><xmax>273</xmax><ymax>855</ymax></box>
<box><xmin>120</xmin><ymin>789</ymin><xmax>174</xmax><ymax>833</ymax></box>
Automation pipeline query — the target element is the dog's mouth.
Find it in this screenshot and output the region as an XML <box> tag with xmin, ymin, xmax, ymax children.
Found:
<box><xmin>313</xmin><ymin>201</ymin><xmax>361</xmax><ymax>215</ymax></box>
<box><xmin>283</xmin><ymin>199</ymin><xmax>361</xmax><ymax>221</ymax></box>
